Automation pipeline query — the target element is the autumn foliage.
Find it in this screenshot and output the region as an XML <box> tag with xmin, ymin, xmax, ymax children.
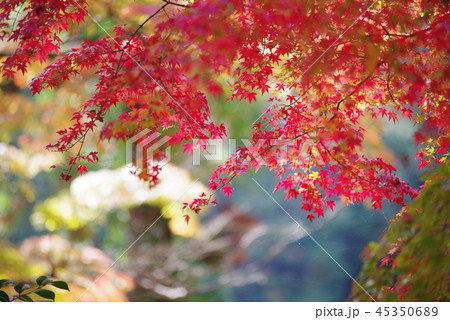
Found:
<box><xmin>0</xmin><ymin>0</ymin><xmax>448</xmax><ymax>225</ymax></box>
<box><xmin>351</xmin><ymin>164</ymin><xmax>449</xmax><ymax>301</ymax></box>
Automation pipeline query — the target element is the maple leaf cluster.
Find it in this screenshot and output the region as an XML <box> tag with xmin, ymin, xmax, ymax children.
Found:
<box><xmin>1</xmin><ymin>0</ymin><xmax>448</xmax><ymax>222</ymax></box>
<box><xmin>0</xmin><ymin>0</ymin><xmax>87</xmax><ymax>78</ymax></box>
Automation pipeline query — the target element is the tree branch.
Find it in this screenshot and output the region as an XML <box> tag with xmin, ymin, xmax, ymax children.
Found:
<box><xmin>330</xmin><ymin>61</ymin><xmax>383</xmax><ymax>120</ymax></box>
<box><xmin>162</xmin><ymin>0</ymin><xmax>190</xmax><ymax>8</ymax></box>
<box><xmin>366</xmin><ymin>12</ymin><xmax>445</xmax><ymax>39</ymax></box>
<box><xmin>319</xmin><ymin>140</ymin><xmax>379</xmax><ymax>188</ymax></box>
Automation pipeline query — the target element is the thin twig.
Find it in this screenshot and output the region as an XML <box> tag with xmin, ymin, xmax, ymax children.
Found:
<box><xmin>162</xmin><ymin>0</ymin><xmax>190</xmax><ymax>8</ymax></box>
<box><xmin>330</xmin><ymin>61</ymin><xmax>383</xmax><ymax>120</ymax></box>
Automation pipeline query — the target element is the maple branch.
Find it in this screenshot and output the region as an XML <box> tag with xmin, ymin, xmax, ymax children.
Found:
<box><xmin>73</xmin><ymin>48</ymin><xmax>127</xmax><ymax>66</ymax></box>
<box><xmin>10</xmin><ymin>2</ymin><xmax>26</xmax><ymax>32</ymax></box>
<box><xmin>162</xmin><ymin>6</ymin><xmax>171</xmax><ymax>19</ymax></box>
<box><xmin>115</xmin><ymin>0</ymin><xmax>189</xmax><ymax>78</ymax></box>
<box><xmin>122</xmin><ymin>0</ymin><xmax>189</xmax><ymax>54</ymax></box>
<box><xmin>386</xmin><ymin>72</ymin><xmax>400</xmax><ymax>108</ymax></box>
<box><xmin>125</xmin><ymin>3</ymin><xmax>169</xmax><ymax>49</ymax></box>
<box><xmin>59</xmin><ymin>121</ymin><xmax>92</xmax><ymax>178</ymax></box>
<box><xmin>162</xmin><ymin>0</ymin><xmax>190</xmax><ymax>8</ymax></box>
<box><xmin>207</xmin><ymin>174</ymin><xmax>237</xmax><ymax>201</ymax></box>
<box><xmin>373</xmin><ymin>71</ymin><xmax>401</xmax><ymax>112</ymax></box>
<box><xmin>155</xmin><ymin>76</ymin><xmax>197</xmax><ymax>131</ymax></box>
<box><xmin>330</xmin><ymin>61</ymin><xmax>383</xmax><ymax>120</ymax></box>
<box><xmin>380</xmin><ymin>25</ymin><xmax>432</xmax><ymax>38</ymax></box>
<box><xmin>367</xmin><ymin>12</ymin><xmax>447</xmax><ymax>39</ymax></box>
<box><xmin>296</xmin><ymin>81</ymin><xmax>318</xmax><ymax>100</ymax></box>
<box><xmin>319</xmin><ymin>141</ymin><xmax>378</xmax><ymax>188</ymax></box>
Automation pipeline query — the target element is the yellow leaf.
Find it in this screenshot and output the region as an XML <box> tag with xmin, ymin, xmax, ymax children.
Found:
<box><xmin>366</xmin><ymin>42</ymin><xmax>380</xmax><ymax>75</ymax></box>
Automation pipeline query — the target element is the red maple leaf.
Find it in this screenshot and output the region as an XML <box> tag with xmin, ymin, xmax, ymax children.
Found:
<box><xmin>77</xmin><ymin>166</ymin><xmax>88</xmax><ymax>175</ymax></box>
<box><xmin>222</xmin><ymin>186</ymin><xmax>234</xmax><ymax>199</ymax></box>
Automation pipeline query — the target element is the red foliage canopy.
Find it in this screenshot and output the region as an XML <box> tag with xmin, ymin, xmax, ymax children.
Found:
<box><xmin>1</xmin><ymin>0</ymin><xmax>448</xmax><ymax>221</ymax></box>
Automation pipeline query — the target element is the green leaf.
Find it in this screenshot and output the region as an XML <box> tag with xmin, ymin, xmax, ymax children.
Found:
<box><xmin>0</xmin><ymin>279</ymin><xmax>15</xmax><ymax>288</ymax></box>
<box><xmin>0</xmin><ymin>290</ymin><xmax>9</xmax><ymax>302</ymax></box>
<box><xmin>14</xmin><ymin>283</ymin><xmax>31</xmax><ymax>294</ymax></box>
<box><xmin>18</xmin><ymin>295</ymin><xmax>34</xmax><ymax>302</ymax></box>
<box><xmin>50</xmin><ymin>281</ymin><xmax>70</xmax><ymax>291</ymax></box>
<box><xmin>34</xmin><ymin>289</ymin><xmax>55</xmax><ymax>301</ymax></box>
<box><xmin>36</xmin><ymin>276</ymin><xmax>51</xmax><ymax>286</ymax></box>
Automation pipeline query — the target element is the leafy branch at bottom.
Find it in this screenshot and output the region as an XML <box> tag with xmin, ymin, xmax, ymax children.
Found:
<box><xmin>0</xmin><ymin>276</ymin><xmax>70</xmax><ymax>302</ymax></box>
